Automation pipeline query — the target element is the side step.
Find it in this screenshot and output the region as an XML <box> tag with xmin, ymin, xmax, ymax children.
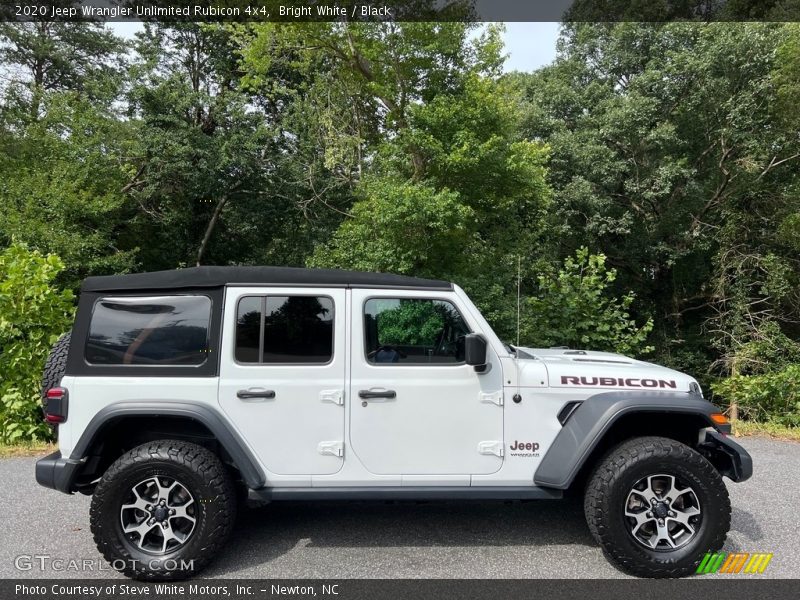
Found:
<box><xmin>250</xmin><ymin>485</ymin><xmax>562</xmax><ymax>502</ymax></box>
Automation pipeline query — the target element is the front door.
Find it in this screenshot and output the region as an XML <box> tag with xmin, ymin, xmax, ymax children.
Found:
<box><xmin>219</xmin><ymin>287</ymin><xmax>346</xmax><ymax>476</ymax></box>
<box><xmin>349</xmin><ymin>290</ymin><xmax>504</xmax><ymax>475</ymax></box>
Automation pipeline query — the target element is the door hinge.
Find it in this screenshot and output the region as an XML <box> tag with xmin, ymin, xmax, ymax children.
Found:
<box><xmin>479</xmin><ymin>390</ymin><xmax>504</xmax><ymax>406</ymax></box>
<box><xmin>319</xmin><ymin>389</ymin><xmax>344</xmax><ymax>405</ymax></box>
<box><xmin>318</xmin><ymin>441</ymin><xmax>344</xmax><ymax>457</ymax></box>
<box><xmin>478</xmin><ymin>441</ymin><xmax>504</xmax><ymax>457</ymax></box>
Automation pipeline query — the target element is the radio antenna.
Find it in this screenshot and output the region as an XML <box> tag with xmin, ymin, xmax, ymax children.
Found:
<box><xmin>516</xmin><ymin>255</ymin><xmax>521</xmax><ymax>347</ymax></box>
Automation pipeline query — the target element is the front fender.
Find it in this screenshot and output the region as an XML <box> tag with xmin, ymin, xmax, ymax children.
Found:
<box><xmin>534</xmin><ymin>391</ymin><xmax>728</xmax><ymax>489</ymax></box>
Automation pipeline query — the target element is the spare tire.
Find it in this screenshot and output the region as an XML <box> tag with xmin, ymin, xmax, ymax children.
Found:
<box><xmin>41</xmin><ymin>332</ymin><xmax>71</xmax><ymax>412</ymax></box>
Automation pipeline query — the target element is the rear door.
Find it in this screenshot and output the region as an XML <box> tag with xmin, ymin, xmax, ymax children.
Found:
<box><xmin>218</xmin><ymin>287</ymin><xmax>346</xmax><ymax>476</ymax></box>
<box><xmin>349</xmin><ymin>290</ymin><xmax>504</xmax><ymax>476</ymax></box>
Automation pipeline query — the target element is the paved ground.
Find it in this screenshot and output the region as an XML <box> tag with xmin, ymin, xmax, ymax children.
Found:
<box><xmin>1</xmin><ymin>437</ymin><xmax>797</xmax><ymax>579</ymax></box>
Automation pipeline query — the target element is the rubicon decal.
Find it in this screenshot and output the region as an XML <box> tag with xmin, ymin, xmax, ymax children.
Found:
<box><xmin>561</xmin><ymin>376</ymin><xmax>677</xmax><ymax>388</ymax></box>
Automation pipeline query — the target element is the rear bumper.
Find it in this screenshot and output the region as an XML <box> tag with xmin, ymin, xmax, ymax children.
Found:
<box><xmin>35</xmin><ymin>450</ymin><xmax>81</xmax><ymax>494</ymax></box>
<box><xmin>702</xmin><ymin>430</ymin><xmax>753</xmax><ymax>482</ymax></box>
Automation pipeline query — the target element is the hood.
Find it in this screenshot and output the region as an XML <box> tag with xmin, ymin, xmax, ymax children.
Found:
<box><xmin>515</xmin><ymin>347</ymin><xmax>701</xmax><ymax>394</ymax></box>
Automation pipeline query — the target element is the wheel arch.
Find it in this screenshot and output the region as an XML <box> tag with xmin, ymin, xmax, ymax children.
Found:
<box><xmin>534</xmin><ymin>391</ymin><xmax>727</xmax><ymax>490</ymax></box>
<box><xmin>68</xmin><ymin>401</ymin><xmax>265</xmax><ymax>492</ymax></box>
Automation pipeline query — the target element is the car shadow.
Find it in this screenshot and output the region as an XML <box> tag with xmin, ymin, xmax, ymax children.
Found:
<box><xmin>206</xmin><ymin>497</ymin><xmax>596</xmax><ymax>576</ymax></box>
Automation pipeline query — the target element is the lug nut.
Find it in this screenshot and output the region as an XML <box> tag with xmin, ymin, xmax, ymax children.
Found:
<box><xmin>169</xmin><ymin>509</ymin><xmax>175</xmax><ymax>515</ymax></box>
<box><xmin>646</xmin><ymin>512</ymin><xmax>652</xmax><ymax>518</ymax></box>
<box><xmin>668</xmin><ymin>511</ymin><xmax>675</xmax><ymax>517</ymax></box>
<box><xmin>161</xmin><ymin>522</ymin><xmax>169</xmax><ymax>529</ymax></box>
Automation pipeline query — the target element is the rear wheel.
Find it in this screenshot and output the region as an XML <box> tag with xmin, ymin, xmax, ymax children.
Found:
<box><xmin>584</xmin><ymin>436</ymin><xmax>730</xmax><ymax>578</ymax></box>
<box><xmin>90</xmin><ymin>440</ymin><xmax>236</xmax><ymax>580</ymax></box>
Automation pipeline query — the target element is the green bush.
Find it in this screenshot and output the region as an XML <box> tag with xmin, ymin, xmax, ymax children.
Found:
<box><xmin>520</xmin><ymin>248</ymin><xmax>654</xmax><ymax>356</ymax></box>
<box><xmin>711</xmin><ymin>365</ymin><xmax>800</xmax><ymax>427</ymax></box>
<box><xmin>0</xmin><ymin>243</ymin><xmax>74</xmax><ymax>443</ymax></box>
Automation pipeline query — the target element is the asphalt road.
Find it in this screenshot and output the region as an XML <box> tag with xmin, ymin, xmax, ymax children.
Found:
<box><xmin>1</xmin><ymin>436</ymin><xmax>797</xmax><ymax>579</ymax></box>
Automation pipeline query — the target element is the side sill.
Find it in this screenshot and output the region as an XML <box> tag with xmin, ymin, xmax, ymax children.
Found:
<box><xmin>250</xmin><ymin>486</ymin><xmax>563</xmax><ymax>502</ymax></box>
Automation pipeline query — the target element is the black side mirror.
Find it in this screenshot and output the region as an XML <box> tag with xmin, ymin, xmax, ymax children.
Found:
<box><xmin>464</xmin><ymin>333</ymin><xmax>487</xmax><ymax>368</ymax></box>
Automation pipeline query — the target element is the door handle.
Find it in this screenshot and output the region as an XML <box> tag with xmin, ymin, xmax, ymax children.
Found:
<box><xmin>358</xmin><ymin>389</ymin><xmax>396</xmax><ymax>400</ymax></box>
<box><xmin>237</xmin><ymin>388</ymin><xmax>276</xmax><ymax>400</ymax></box>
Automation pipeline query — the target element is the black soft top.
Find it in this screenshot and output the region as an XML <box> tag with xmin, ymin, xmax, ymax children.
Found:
<box><xmin>81</xmin><ymin>266</ymin><xmax>453</xmax><ymax>293</ymax></box>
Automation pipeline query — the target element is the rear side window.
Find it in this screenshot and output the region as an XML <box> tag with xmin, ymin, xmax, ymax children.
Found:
<box><xmin>235</xmin><ymin>296</ymin><xmax>334</xmax><ymax>364</ymax></box>
<box><xmin>86</xmin><ymin>296</ymin><xmax>211</xmax><ymax>365</ymax></box>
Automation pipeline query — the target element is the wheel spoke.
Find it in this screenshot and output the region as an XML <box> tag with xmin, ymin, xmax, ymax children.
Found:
<box><xmin>156</xmin><ymin>478</ymin><xmax>179</xmax><ymax>503</ymax></box>
<box><xmin>670</xmin><ymin>505</ymin><xmax>700</xmax><ymax>527</ymax></box>
<box><xmin>654</xmin><ymin>522</ymin><xmax>676</xmax><ymax>548</ymax></box>
<box><xmin>124</xmin><ymin>520</ymin><xmax>158</xmax><ymax>548</ymax></box>
<box><xmin>170</xmin><ymin>500</ymin><xmax>196</xmax><ymax>523</ymax></box>
<box><xmin>121</xmin><ymin>487</ymin><xmax>150</xmax><ymax>512</ymax></box>
<box><xmin>625</xmin><ymin>509</ymin><xmax>653</xmax><ymax>537</ymax></box>
<box><xmin>160</xmin><ymin>525</ymin><xmax>182</xmax><ymax>553</ymax></box>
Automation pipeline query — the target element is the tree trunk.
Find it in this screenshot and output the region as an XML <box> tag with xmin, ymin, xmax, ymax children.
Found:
<box><xmin>196</xmin><ymin>195</ymin><xmax>228</xmax><ymax>266</ymax></box>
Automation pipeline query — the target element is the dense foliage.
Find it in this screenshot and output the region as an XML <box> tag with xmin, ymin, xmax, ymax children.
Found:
<box><xmin>1</xmin><ymin>16</ymin><xmax>799</xmax><ymax>438</ymax></box>
<box><xmin>0</xmin><ymin>244</ymin><xmax>74</xmax><ymax>442</ymax></box>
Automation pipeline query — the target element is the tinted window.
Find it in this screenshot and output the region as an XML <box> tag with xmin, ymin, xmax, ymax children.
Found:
<box><xmin>86</xmin><ymin>296</ymin><xmax>211</xmax><ymax>365</ymax></box>
<box><xmin>364</xmin><ymin>298</ymin><xmax>470</xmax><ymax>365</ymax></box>
<box><xmin>235</xmin><ymin>296</ymin><xmax>334</xmax><ymax>364</ymax></box>
<box><xmin>235</xmin><ymin>297</ymin><xmax>262</xmax><ymax>363</ymax></box>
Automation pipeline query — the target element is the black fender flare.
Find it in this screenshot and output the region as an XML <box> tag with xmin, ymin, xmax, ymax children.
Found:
<box><xmin>68</xmin><ymin>401</ymin><xmax>266</xmax><ymax>490</ymax></box>
<box><xmin>534</xmin><ymin>391</ymin><xmax>725</xmax><ymax>489</ymax></box>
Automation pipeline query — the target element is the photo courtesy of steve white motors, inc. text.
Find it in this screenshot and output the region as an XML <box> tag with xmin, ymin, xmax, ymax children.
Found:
<box><xmin>14</xmin><ymin>583</ymin><xmax>340</xmax><ymax>597</ymax></box>
<box><xmin>12</xmin><ymin>3</ymin><xmax>395</xmax><ymax>19</ymax></box>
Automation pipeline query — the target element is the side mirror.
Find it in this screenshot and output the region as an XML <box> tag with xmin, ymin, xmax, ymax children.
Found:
<box><xmin>464</xmin><ymin>334</ymin><xmax>487</xmax><ymax>368</ymax></box>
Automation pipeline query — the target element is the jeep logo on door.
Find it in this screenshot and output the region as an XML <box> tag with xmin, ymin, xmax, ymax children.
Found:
<box><xmin>509</xmin><ymin>440</ymin><xmax>540</xmax><ymax>457</ymax></box>
<box><xmin>561</xmin><ymin>376</ymin><xmax>677</xmax><ymax>388</ymax></box>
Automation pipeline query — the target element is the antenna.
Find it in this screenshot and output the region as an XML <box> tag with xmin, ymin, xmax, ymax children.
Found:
<box><xmin>516</xmin><ymin>254</ymin><xmax>521</xmax><ymax>347</ymax></box>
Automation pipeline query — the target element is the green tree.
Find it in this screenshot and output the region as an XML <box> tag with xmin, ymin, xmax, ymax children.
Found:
<box><xmin>521</xmin><ymin>248</ymin><xmax>654</xmax><ymax>356</ymax></box>
<box><xmin>0</xmin><ymin>243</ymin><xmax>74</xmax><ymax>443</ymax></box>
<box><xmin>0</xmin><ymin>12</ymin><xmax>123</xmax><ymax>122</ymax></box>
<box><xmin>125</xmin><ymin>23</ymin><xmax>319</xmax><ymax>269</ymax></box>
<box><xmin>518</xmin><ymin>23</ymin><xmax>800</xmax><ymax>374</ymax></box>
<box><xmin>0</xmin><ymin>20</ymin><xmax>135</xmax><ymax>287</ymax></box>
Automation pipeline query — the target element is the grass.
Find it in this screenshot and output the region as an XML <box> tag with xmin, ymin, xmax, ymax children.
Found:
<box><xmin>732</xmin><ymin>420</ymin><xmax>800</xmax><ymax>442</ymax></box>
<box><xmin>0</xmin><ymin>440</ymin><xmax>55</xmax><ymax>458</ymax></box>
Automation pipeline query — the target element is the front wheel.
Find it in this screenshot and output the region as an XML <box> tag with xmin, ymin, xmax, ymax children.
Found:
<box><xmin>584</xmin><ymin>436</ymin><xmax>731</xmax><ymax>578</ymax></box>
<box><xmin>90</xmin><ymin>441</ymin><xmax>236</xmax><ymax>580</ymax></box>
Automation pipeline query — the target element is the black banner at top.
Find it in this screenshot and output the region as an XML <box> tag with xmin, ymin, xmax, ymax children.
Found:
<box><xmin>2</xmin><ymin>0</ymin><xmax>800</xmax><ymax>23</ymax></box>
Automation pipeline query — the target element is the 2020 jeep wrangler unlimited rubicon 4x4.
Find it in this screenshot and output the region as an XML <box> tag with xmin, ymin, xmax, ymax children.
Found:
<box><xmin>36</xmin><ymin>266</ymin><xmax>752</xmax><ymax>579</ymax></box>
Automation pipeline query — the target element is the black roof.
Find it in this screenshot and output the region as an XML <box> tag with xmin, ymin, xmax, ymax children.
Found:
<box><xmin>81</xmin><ymin>266</ymin><xmax>453</xmax><ymax>293</ymax></box>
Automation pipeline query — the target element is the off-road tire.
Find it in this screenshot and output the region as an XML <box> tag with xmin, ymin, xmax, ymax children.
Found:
<box><xmin>90</xmin><ymin>440</ymin><xmax>236</xmax><ymax>580</ymax></box>
<box><xmin>584</xmin><ymin>436</ymin><xmax>730</xmax><ymax>578</ymax></box>
<box><xmin>41</xmin><ymin>332</ymin><xmax>71</xmax><ymax>411</ymax></box>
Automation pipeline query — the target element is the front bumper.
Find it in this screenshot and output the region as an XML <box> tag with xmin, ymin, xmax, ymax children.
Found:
<box><xmin>35</xmin><ymin>450</ymin><xmax>82</xmax><ymax>494</ymax></box>
<box><xmin>701</xmin><ymin>430</ymin><xmax>753</xmax><ymax>482</ymax></box>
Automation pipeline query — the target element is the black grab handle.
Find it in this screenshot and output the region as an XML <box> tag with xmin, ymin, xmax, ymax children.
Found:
<box><xmin>237</xmin><ymin>389</ymin><xmax>276</xmax><ymax>400</ymax></box>
<box><xmin>358</xmin><ymin>390</ymin><xmax>397</xmax><ymax>399</ymax></box>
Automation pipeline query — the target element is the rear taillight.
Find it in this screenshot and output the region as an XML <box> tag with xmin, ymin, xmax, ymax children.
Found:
<box><xmin>44</xmin><ymin>387</ymin><xmax>68</xmax><ymax>424</ymax></box>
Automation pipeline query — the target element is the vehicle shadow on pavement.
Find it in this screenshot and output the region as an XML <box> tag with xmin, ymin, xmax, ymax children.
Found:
<box><xmin>206</xmin><ymin>497</ymin><xmax>594</xmax><ymax>576</ymax></box>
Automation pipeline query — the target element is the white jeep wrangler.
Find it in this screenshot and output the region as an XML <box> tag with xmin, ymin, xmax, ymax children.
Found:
<box><xmin>36</xmin><ymin>266</ymin><xmax>751</xmax><ymax>579</ymax></box>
